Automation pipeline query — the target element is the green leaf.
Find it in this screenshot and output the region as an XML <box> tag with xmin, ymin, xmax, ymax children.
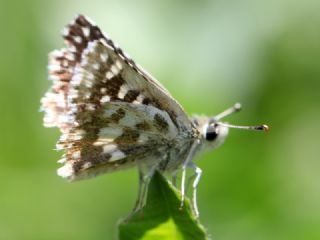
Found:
<box><xmin>118</xmin><ymin>171</ymin><xmax>209</xmax><ymax>240</ymax></box>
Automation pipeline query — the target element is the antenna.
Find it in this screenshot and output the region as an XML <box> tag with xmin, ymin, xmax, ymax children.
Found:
<box><xmin>218</xmin><ymin>122</ymin><xmax>270</xmax><ymax>132</ymax></box>
<box><xmin>210</xmin><ymin>103</ymin><xmax>270</xmax><ymax>132</ymax></box>
<box><xmin>211</xmin><ymin>103</ymin><xmax>242</xmax><ymax>122</ymax></box>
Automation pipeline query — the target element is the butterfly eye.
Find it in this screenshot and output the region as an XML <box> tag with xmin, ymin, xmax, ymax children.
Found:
<box><xmin>206</xmin><ymin>124</ymin><xmax>218</xmax><ymax>141</ymax></box>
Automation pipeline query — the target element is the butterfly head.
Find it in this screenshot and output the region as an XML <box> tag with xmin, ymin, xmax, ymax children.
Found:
<box><xmin>192</xmin><ymin>103</ymin><xmax>269</xmax><ymax>151</ymax></box>
<box><xmin>191</xmin><ymin>116</ymin><xmax>229</xmax><ymax>151</ymax></box>
<box><xmin>203</xmin><ymin>121</ymin><xmax>229</xmax><ymax>148</ymax></box>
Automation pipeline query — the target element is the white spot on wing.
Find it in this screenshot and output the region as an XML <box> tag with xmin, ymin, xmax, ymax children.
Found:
<box><xmin>57</xmin><ymin>163</ymin><xmax>74</xmax><ymax>179</ymax></box>
<box><xmin>93</xmin><ymin>138</ymin><xmax>113</xmax><ymax>146</ymax></box>
<box><xmin>62</xmin><ymin>27</ymin><xmax>69</xmax><ymax>36</ymax></box>
<box><xmin>68</xmin><ymin>132</ymin><xmax>83</xmax><ymax>141</ymax></box>
<box><xmin>100</xmin><ymin>95</ymin><xmax>110</xmax><ymax>103</ymax></box>
<box><xmin>85</xmin><ymin>103</ymin><xmax>95</xmax><ymax>111</ymax></box>
<box><xmin>72</xmin><ymin>151</ymin><xmax>81</xmax><ymax>159</ymax></box>
<box><xmin>82</xmin><ymin>162</ymin><xmax>93</xmax><ymax>170</ymax></box>
<box><xmin>111</xmin><ymin>64</ymin><xmax>120</xmax><ymax>75</ymax></box>
<box><xmin>84</xmin><ymin>92</ymin><xmax>91</xmax><ymax>99</ymax></box>
<box><xmin>99</xmin><ymin>127</ymin><xmax>123</xmax><ymax>138</ymax></box>
<box><xmin>92</xmin><ymin>63</ymin><xmax>100</xmax><ymax>70</ymax></box>
<box><xmin>109</xmin><ymin>150</ymin><xmax>125</xmax><ymax>162</ymax></box>
<box><xmin>100</xmin><ymin>53</ymin><xmax>108</xmax><ymax>62</ymax></box>
<box><xmin>118</xmin><ymin>84</ymin><xmax>129</xmax><ymax>99</ymax></box>
<box><xmin>74</xmin><ymin>36</ymin><xmax>82</xmax><ymax>44</ymax></box>
<box><xmin>48</xmin><ymin>62</ymin><xmax>62</xmax><ymax>72</ymax></box>
<box><xmin>49</xmin><ymin>74</ymin><xmax>60</xmax><ymax>81</ymax></box>
<box><xmin>103</xmin><ymin>144</ymin><xmax>117</xmax><ymax>153</ymax></box>
<box><xmin>133</xmin><ymin>94</ymin><xmax>145</xmax><ymax>104</ymax></box>
<box><xmin>106</xmin><ymin>71</ymin><xmax>114</xmax><ymax>80</ymax></box>
<box><xmin>65</xmin><ymin>53</ymin><xmax>75</xmax><ymax>61</ymax></box>
<box><xmin>82</xmin><ymin>27</ymin><xmax>90</xmax><ymax>37</ymax></box>
<box><xmin>115</xmin><ymin>60</ymin><xmax>123</xmax><ymax>70</ymax></box>
<box><xmin>75</xmin><ymin>129</ymin><xmax>86</xmax><ymax>136</ymax></box>
<box><xmin>86</xmin><ymin>72</ymin><xmax>94</xmax><ymax>82</ymax></box>
<box><xmin>69</xmin><ymin>45</ymin><xmax>76</xmax><ymax>52</ymax></box>
<box><xmin>57</xmin><ymin>158</ymin><xmax>66</xmax><ymax>164</ymax></box>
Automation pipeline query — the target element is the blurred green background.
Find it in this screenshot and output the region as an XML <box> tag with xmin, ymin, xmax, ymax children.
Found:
<box><xmin>1</xmin><ymin>0</ymin><xmax>319</xmax><ymax>239</ymax></box>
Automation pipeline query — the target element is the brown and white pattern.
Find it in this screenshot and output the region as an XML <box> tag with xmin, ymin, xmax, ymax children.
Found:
<box><xmin>41</xmin><ymin>14</ymin><xmax>268</xmax><ymax>217</ymax></box>
<box><xmin>41</xmin><ymin>15</ymin><xmax>198</xmax><ymax>181</ymax></box>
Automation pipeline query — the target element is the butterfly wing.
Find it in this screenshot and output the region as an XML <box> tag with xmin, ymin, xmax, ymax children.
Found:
<box><xmin>41</xmin><ymin>15</ymin><xmax>197</xmax><ymax>181</ymax></box>
<box><xmin>42</xmin><ymin>15</ymin><xmax>191</xmax><ymax>132</ymax></box>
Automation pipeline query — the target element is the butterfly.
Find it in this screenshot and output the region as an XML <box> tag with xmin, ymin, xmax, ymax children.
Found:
<box><xmin>41</xmin><ymin>15</ymin><xmax>268</xmax><ymax>217</ymax></box>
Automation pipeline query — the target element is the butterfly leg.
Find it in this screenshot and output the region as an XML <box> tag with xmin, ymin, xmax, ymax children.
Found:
<box><xmin>185</xmin><ymin>168</ymin><xmax>197</xmax><ymax>196</ymax></box>
<box><xmin>171</xmin><ymin>170</ymin><xmax>178</xmax><ymax>187</ymax></box>
<box><xmin>139</xmin><ymin>171</ymin><xmax>152</xmax><ymax>209</ymax></box>
<box><xmin>180</xmin><ymin>165</ymin><xmax>187</xmax><ymax>208</ymax></box>
<box><xmin>180</xmin><ymin>140</ymin><xmax>200</xmax><ymax>210</ymax></box>
<box><xmin>138</xmin><ymin>163</ymin><xmax>160</xmax><ymax>209</ymax></box>
<box><xmin>132</xmin><ymin>168</ymin><xmax>145</xmax><ymax>212</ymax></box>
<box><xmin>188</xmin><ymin>162</ymin><xmax>202</xmax><ymax>218</ymax></box>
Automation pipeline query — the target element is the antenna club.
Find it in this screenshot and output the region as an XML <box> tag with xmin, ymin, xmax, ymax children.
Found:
<box><xmin>234</xmin><ymin>103</ymin><xmax>242</xmax><ymax>111</ymax></box>
<box><xmin>254</xmin><ymin>124</ymin><xmax>270</xmax><ymax>132</ymax></box>
<box><xmin>262</xmin><ymin>124</ymin><xmax>270</xmax><ymax>132</ymax></box>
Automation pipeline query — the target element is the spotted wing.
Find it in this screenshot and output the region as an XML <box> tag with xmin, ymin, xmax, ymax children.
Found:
<box><xmin>41</xmin><ymin>15</ymin><xmax>191</xmax><ymax>132</ymax></box>
<box><xmin>41</xmin><ymin>15</ymin><xmax>196</xmax><ymax>181</ymax></box>
<box><xmin>56</xmin><ymin>102</ymin><xmax>179</xmax><ymax>181</ymax></box>
<box><xmin>41</xmin><ymin>16</ymin><xmax>105</xmax><ymax>132</ymax></box>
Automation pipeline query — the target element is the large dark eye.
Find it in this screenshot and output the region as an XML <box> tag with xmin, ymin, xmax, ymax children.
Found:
<box><xmin>206</xmin><ymin>125</ymin><xmax>218</xmax><ymax>141</ymax></box>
